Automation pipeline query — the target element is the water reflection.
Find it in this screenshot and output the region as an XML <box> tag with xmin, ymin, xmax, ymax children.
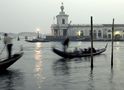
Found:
<box><xmin>74</xmin><ymin>57</ymin><xmax>91</xmax><ymax>63</ymax></box>
<box><xmin>87</xmin><ymin>69</ymin><xmax>95</xmax><ymax>90</ymax></box>
<box><xmin>52</xmin><ymin>58</ymin><xmax>71</xmax><ymax>90</ymax></box>
<box><xmin>52</xmin><ymin>57</ymin><xmax>92</xmax><ymax>76</ymax></box>
<box><xmin>115</xmin><ymin>42</ymin><xmax>120</xmax><ymax>46</ymax></box>
<box><xmin>109</xmin><ymin>69</ymin><xmax>115</xmax><ymax>90</ymax></box>
<box><xmin>0</xmin><ymin>70</ymin><xmax>24</xmax><ymax>90</ymax></box>
<box><xmin>34</xmin><ymin>42</ymin><xmax>44</xmax><ymax>89</ymax></box>
<box><xmin>53</xmin><ymin>58</ymin><xmax>71</xmax><ymax>76</ymax></box>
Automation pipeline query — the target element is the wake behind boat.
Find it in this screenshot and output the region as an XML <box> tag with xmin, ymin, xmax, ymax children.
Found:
<box><xmin>52</xmin><ymin>44</ymin><xmax>107</xmax><ymax>59</ymax></box>
<box><xmin>0</xmin><ymin>50</ymin><xmax>24</xmax><ymax>71</ymax></box>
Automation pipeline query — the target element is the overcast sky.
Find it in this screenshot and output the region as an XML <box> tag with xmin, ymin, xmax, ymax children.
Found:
<box><xmin>0</xmin><ymin>0</ymin><xmax>124</xmax><ymax>34</ymax></box>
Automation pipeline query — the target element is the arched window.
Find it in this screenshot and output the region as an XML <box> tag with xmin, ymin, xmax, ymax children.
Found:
<box><xmin>54</xmin><ymin>29</ymin><xmax>58</xmax><ymax>36</ymax></box>
<box><xmin>93</xmin><ymin>30</ymin><xmax>97</xmax><ymax>39</ymax></box>
<box><xmin>63</xmin><ymin>29</ymin><xmax>67</xmax><ymax>36</ymax></box>
<box><xmin>108</xmin><ymin>29</ymin><xmax>111</xmax><ymax>32</ymax></box>
<box><xmin>94</xmin><ymin>30</ymin><xmax>96</xmax><ymax>33</ymax></box>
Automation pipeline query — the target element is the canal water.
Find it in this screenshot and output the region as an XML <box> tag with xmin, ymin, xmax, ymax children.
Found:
<box><xmin>0</xmin><ymin>39</ymin><xmax>124</xmax><ymax>90</ymax></box>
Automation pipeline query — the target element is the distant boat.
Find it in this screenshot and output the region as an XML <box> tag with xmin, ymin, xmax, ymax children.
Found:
<box><xmin>52</xmin><ymin>44</ymin><xmax>107</xmax><ymax>59</ymax></box>
<box><xmin>25</xmin><ymin>38</ymin><xmax>49</xmax><ymax>42</ymax></box>
<box><xmin>17</xmin><ymin>36</ymin><xmax>20</xmax><ymax>41</ymax></box>
<box><xmin>0</xmin><ymin>50</ymin><xmax>23</xmax><ymax>71</ymax></box>
<box><xmin>25</xmin><ymin>36</ymin><xmax>28</xmax><ymax>40</ymax></box>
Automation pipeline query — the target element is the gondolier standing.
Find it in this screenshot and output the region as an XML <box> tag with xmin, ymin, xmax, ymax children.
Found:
<box><xmin>62</xmin><ymin>37</ymin><xmax>70</xmax><ymax>52</ymax></box>
<box><xmin>3</xmin><ymin>33</ymin><xmax>13</xmax><ymax>59</ymax></box>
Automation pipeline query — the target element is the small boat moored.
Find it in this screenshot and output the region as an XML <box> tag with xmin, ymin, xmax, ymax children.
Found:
<box><xmin>25</xmin><ymin>38</ymin><xmax>49</xmax><ymax>43</ymax></box>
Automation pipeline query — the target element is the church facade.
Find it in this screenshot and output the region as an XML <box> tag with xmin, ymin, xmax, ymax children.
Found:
<box><xmin>51</xmin><ymin>3</ymin><xmax>124</xmax><ymax>40</ymax></box>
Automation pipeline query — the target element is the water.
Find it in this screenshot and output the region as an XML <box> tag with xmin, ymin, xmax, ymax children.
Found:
<box><xmin>0</xmin><ymin>40</ymin><xmax>124</xmax><ymax>90</ymax></box>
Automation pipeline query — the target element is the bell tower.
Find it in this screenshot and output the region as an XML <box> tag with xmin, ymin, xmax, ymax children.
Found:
<box><xmin>55</xmin><ymin>3</ymin><xmax>69</xmax><ymax>36</ymax></box>
<box><xmin>51</xmin><ymin>3</ymin><xmax>69</xmax><ymax>36</ymax></box>
<box><xmin>56</xmin><ymin>3</ymin><xmax>69</xmax><ymax>25</ymax></box>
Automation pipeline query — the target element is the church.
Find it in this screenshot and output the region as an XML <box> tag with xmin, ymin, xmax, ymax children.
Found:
<box><xmin>51</xmin><ymin>3</ymin><xmax>124</xmax><ymax>40</ymax></box>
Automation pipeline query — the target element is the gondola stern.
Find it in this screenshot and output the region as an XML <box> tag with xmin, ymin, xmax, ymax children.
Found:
<box><xmin>105</xmin><ymin>43</ymin><xmax>108</xmax><ymax>49</ymax></box>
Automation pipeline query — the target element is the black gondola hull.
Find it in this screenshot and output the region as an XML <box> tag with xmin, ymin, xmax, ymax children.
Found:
<box><xmin>52</xmin><ymin>45</ymin><xmax>107</xmax><ymax>59</ymax></box>
<box><xmin>0</xmin><ymin>52</ymin><xmax>23</xmax><ymax>71</ymax></box>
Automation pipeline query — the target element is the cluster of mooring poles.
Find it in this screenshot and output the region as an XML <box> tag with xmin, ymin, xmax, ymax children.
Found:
<box><xmin>90</xmin><ymin>16</ymin><xmax>114</xmax><ymax>70</ymax></box>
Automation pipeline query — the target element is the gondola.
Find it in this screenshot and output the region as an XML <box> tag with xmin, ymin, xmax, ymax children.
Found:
<box><xmin>25</xmin><ymin>39</ymin><xmax>49</xmax><ymax>43</ymax></box>
<box><xmin>52</xmin><ymin>44</ymin><xmax>107</xmax><ymax>59</ymax></box>
<box><xmin>0</xmin><ymin>50</ymin><xmax>24</xmax><ymax>71</ymax></box>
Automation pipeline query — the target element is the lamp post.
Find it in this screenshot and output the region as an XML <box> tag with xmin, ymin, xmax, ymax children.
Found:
<box><xmin>36</xmin><ymin>28</ymin><xmax>40</xmax><ymax>39</ymax></box>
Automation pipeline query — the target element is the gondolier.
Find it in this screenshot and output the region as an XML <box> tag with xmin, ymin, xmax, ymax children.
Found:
<box><xmin>62</xmin><ymin>37</ymin><xmax>70</xmax><ymax>52</ymax></box>
<box><xmin>3</xmin><ymin>33</ymin><xmax>13</xmax><ymax>59</ymax></box>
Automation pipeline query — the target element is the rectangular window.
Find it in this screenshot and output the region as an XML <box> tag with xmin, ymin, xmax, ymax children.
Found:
<box><xmin>62</xmin><ymin>19</ymin><xmax>65</xmax><ymax>24</ymax></box>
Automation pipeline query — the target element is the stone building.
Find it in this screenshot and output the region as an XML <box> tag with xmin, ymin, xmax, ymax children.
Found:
<box><xmin>51</xmin><ymin>3</ymin><xmax>124</xmax><ymax>40</ymax></box>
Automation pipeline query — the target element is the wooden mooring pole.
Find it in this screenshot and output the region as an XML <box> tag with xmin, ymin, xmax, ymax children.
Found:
<box><xmin>91</xmin><ymin>16</ymin><xmax>93</xmax><ymax>69</ymax></box>
<box><xmin>111</xmin><ymin>18</ymin><xmax>114</xmax><ymax>68</ymax></box>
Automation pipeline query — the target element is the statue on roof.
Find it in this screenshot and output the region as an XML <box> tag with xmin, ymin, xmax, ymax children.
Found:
<box><xmin>60</xmin><ymin>2</ymin><xmax>64</xmax><ymax>12</ymax></box>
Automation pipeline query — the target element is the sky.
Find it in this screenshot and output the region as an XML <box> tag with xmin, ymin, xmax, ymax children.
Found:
<box><xmin>0</xmin><ymin>0</ymin><xmax>124</xmax><ymax>34</ymax></box>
